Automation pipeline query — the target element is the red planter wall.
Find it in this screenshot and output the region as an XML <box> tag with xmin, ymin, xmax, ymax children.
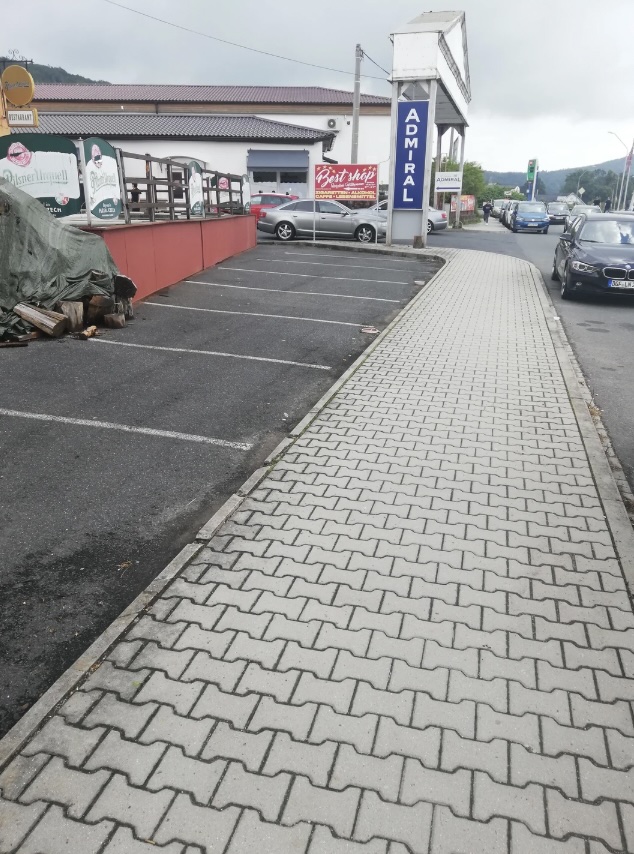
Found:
<box><xmin>84</xmin><ymin>216</ymin><xmax>257</xmax><ymax>301</ymax></box>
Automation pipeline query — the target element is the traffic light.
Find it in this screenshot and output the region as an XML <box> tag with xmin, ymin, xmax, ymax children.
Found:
<box><xmin>526</xmin><ymin>159</ymin><xmax>537</xmax><ymax>181</ymax></box>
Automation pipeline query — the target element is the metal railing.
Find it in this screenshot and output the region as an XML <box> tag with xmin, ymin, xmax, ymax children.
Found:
<box><xmin>116</xmin><ymin>150</ymin><xmax>245</xmax><ymax>224</ymax></box>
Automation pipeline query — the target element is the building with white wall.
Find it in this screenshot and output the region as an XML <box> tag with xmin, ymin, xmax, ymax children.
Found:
<box><xmin>31</xmin><ymin>84</ymin><xmax>392</xmax><ymax>192</ymax></box>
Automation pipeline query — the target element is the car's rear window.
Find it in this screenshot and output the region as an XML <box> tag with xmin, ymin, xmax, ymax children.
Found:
<box><xmin>548</xmin><ymin>204</ymin><xmax>568</xmax><ymax>212</ymax></box>
<box><xmin>517</xmin><ymin>203</ymin><xmax>547</xmax><ymax>212</ymax></box>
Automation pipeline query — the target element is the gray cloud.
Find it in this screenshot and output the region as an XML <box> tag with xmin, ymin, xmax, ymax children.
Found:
<box><xmin>5</xmin><ymin>0</ymin><xmax>632</xmax><ymax>170</ymax></box>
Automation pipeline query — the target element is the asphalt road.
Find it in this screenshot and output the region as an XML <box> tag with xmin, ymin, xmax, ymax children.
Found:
<box><xmin>429</xmin><ymin>219</ymin><xmax>634</xmax><ymax>489</ymax></box>
<box><xmin>0</xmin><ymin>243</ymin><xmax>440</xmax><ymax>737</ymax></box>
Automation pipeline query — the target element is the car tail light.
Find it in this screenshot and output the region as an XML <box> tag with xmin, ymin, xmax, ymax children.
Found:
<box><xmin>258</xmin><ymin>210</ymin><xmax>267</xmax><ymax>219</ymax></box>
<box><xmin>441</xmin><ymin>212</ymin><xmax>447</xmax><ymax>219</ymax></box>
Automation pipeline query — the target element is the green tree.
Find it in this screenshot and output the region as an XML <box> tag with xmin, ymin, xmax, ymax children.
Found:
<box><xmin>562</xmin><ymin>168</ymin><xmax>620</xmax><ymax>203</ymax></box>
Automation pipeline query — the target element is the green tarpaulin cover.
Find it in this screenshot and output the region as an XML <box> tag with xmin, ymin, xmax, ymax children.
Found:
<box><xmin>0</xmin><ymin>177</ymin><xmax>120</xmax><ymax>340</ymax></box>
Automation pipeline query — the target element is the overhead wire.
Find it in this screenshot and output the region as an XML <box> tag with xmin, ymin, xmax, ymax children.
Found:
<box><xmin>101</xmin><ymin>0</ymin><xmax>390</xmax><ymax>83</ymax></box>
<box><xmin>362</xmin><ymin>51</ymin><xmax>390</xmax><ymax>77</ymax></box>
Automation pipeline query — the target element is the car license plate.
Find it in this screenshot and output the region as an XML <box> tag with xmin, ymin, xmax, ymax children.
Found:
<box><xmin>528</xmin><ymin>223</ymin><xmax>539</xmax><ymax>227</ymax></box>
<box><xmin>608</xmin><ymin>279</ymin><xmax>634</xmax><ymax>289</ymax></box>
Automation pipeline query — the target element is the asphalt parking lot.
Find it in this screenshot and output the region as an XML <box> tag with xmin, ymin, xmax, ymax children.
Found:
<box><xmin>0</xmin><ymin>242</ymin><xmax>441</xmax><ymax>737</ymax></box>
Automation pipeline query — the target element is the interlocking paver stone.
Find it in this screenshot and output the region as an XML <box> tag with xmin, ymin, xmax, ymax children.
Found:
<box><xmin>4</xmin><ymin>248</ymin><xmax>634</xmax><ymax>854</ymax></box>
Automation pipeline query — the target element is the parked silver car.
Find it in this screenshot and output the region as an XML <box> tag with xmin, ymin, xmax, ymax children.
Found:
<box><xmin>257</xmin><ymin>199</ymin><xmax>386</xmax><ymax>242</ymax></box>
<box><xmin>367</xmin><ymin>200</ymin><xmax>448</xmax><ymax>233</ymax></box>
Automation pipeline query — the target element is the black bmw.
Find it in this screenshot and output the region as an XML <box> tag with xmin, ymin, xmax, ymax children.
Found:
<box><xmin>551</xmin><ymin>212</ymin><xmax>634</xmax><ymax>300</ymax></box>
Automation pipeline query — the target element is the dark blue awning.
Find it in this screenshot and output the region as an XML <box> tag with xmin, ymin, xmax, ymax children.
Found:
<box><xmin>247</xmin><ymin>149</ymin><xmax>309</xmax><ymax>170</ymax></box>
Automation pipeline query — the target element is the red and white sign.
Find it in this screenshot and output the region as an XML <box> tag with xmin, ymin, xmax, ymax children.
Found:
<box><xmin>314</xmin><ymin>163</ymin><xmax>378</xmax><ymax>201</ymax></box>
<box><xmin>450</xmin><ymin>194</ymin><xmax>476</xmax><ymax>213</ymax></box>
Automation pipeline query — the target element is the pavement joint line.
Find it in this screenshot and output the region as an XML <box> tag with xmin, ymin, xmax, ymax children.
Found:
<box><xmin>224</xmin><ymin>266</ymin><xmax>409</xmax><ymax>285</ymax></box>
<box><xmin>531</xmin><ymin>263</ymin><xmax>634</xmax><ymax>598</ymax></box>
<box><xmin>0</xmin><ymin>542</ymin><xmax>201</xmax><ymax>770</ymax></box>
<box><xmin>0</xmin><ymin>408</ymin><xmax>252</xmax><ymax>450</ymax></box>
<box><xmin>185</xmin><ymin>280</ymin><xmax>401</xmax><ymax>304</ymax></box>
<box><xmin>281</xmin><ymin>250</ymin><xmax>424</xmax><ymax>265</ymax></box>
<box><xmin>143</xmin><ymin>301</ymin><xmax>363</xmax><ymax>328</ymax></box>
<box><xmin>90</xmin><ymin>338</ymin><xmax>331</xmax><ymax>371</ymax></box>
<box><xmin>249</xmin><ymin>258</ymin><xmax>419</xmax><ymax>273</ymax></box>
<box><xmin>305</xmin><ymin>240</ymin><xmax>448</xmax><ymax>267</ymax></box>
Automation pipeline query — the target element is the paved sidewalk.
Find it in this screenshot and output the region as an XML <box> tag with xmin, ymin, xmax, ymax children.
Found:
<box><xmin>2</xmin><ymin>248</ymin><xmax>634</xmax><ymax>853</ymax></box>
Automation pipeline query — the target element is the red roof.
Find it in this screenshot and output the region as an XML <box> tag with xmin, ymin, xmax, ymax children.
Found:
<box><xmin>34</xmin><ymin>84</ymin><xmax>390</xmax><ymax>106</ymax></box>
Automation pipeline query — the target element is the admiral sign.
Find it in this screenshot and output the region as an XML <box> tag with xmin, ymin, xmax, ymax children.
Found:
<box><xmin>314</xmin><ymin>163</ymin><xmax>378</xmax><ymax>201</ymax></box>
<box><xmin>393</xmin><ymin>101</ymin><xmax>428</xmax><ymax>209</ymax></box>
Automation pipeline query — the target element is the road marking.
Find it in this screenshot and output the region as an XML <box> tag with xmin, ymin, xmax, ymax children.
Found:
<box><xmin>283</xmin><ymin>251</ymin><xmax>420</xmax><ymax>266</ymax></box>
<box><xmin>186</xmin><ymin>280</ymin><xmax>400</xmax><ymax>304</ymax></box>
<box><xmin>0</xmin><ymin>408</ymin><xmax>252</xmax><ymax>450</ymax></box>
<box><xmin>251</xmin><ymin>258</ymin><xmax>414</xmax><ymax>274</ymax></box>
<box><xmin>92</xmin><ymin>338</ymin><xmax>331</xmax><ymax>371</ymax></box>
<box><xmin>220</xmin><ymin>267</ymin><xmax>408</xmax><ymax>285</ymax></box>
<box><xmin>145</xmin><ymin>301</ymin><xmax>360</xmax><ymax>327</ymax></box>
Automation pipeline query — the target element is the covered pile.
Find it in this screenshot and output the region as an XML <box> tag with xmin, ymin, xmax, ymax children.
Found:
<box><xmin>0</xmin><ymin>178</ymin><xmax>132</xmax><ymax>341</ymax></box>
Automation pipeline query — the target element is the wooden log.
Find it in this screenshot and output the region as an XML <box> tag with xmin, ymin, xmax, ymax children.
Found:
<box><xmin>58</xmin><ymin>301</ymin><xmax>84</xmax><ymax>333</ymax></box>
<box><xmin>86</xmin><ymin>295</ymin><xmax>115</xmax><ymax>325</ymax></box>
<box><xmin>13</xmin><ymin>304</ymin><xmax>68</xmax><ymax>338</ymax></box>
<box><xmin>0</xmin><ymin>341</ymin><xmax>28</xmax><ymax>348</ymax></box>
<box><xmin>104</xmin><ymin>313</ymin><xmax>126</xmax><ymax>328</ymax></box>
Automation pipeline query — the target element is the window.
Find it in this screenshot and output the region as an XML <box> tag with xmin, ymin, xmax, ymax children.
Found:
<box><xmin>319</xmin><ymin>201</ymin><xmax>346</xmax><ymax>214</ymax></box>
<box><xmin>252</xmin><ymin>170</ymin><xmax>277</xmax><ymax>184</ymax></box>
<box><xmin>294</xmin><ymin>201</ymin><xmax>316</xmax><ymax>211</ymax></box>
<box><xmin>250</xmin><ymin>195</ymin><xmax>262</xmax><ymax>205</ymax></box>
<box><xmin>263</xmin><ymin>195</ymin><xmax>285</xmax><ymax>205</ymax></box>
<box><xmin>172</xmin><ymin>170</ymin><xmax>184</xmax><ymax>200</ymax></box>
<box><xmin>580</xmin><ymin>219</ymin><xmax>634</xmax><ymax>244</ymax></box>
<box><xmin>280</xmin><ymin>202</ymin><xmax>296</xmax><ymax>211</ymax></box>
<box><xmin>280</xmin><ymin>171</ymin><xmax>307</xmax><ymax>184</ymax></box>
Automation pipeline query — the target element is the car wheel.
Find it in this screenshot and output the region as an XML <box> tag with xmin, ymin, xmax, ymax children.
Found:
<box><xmin>512</xmin><ymin>225</ymin><xmax>518</xmax><ymax>233</ymax></box>
<box><xmin>550</xmin><ymin>257</ymin><xmax>560</xmax><ymax>281</ymax></box>
<box><xmin>543</xmin><ymin>228</ymin><xmax>549</xmax><ymax>235</ymax></box>
<box><xmin>427</xmin><ymin>220</ymin><xmax>433</xmax><ymax>234</ymax></box>
<box><xmin>561</xmin><ymin>265</ymin><xmax>574</xmax><ymax>300</ymax></box>
<box><xmin>355</xmin><ymin>224</ymin><xmax>375</xmax><ymax>243</ymax></box>
<box><xmin>275</xmin><ymin>222</ymin><xmax>295</xmax><ymax>241</ymax></box>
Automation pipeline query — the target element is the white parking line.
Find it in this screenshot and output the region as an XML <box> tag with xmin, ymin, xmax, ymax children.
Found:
<box><xmin>186</xmin><ymin>280</ymin><xmax>400</xmax><ymax>304</ymax></box>
<box><xmin>92</xmin><ymin>338</ymin><xmax>331</xmax><ymax>370</ymax></box>
<box><xmin>0</xmin><ymin>408</ymin><xmax>252</xmax><ymax>450</ymax></box>
<box><xmin>250</xmin><ymin>258</ymin><xmax>414</xmax><ymax>274</ymax></box>
<box><xmin>283</xmin><ymin>251</ymin><xmax>420</xmax><ymax>266</ymax></box>
<box><xmin>145</xmin><ymin>301</ymin><xmax>361</xmax><ymax>327</ymax></box>
<box><xmin>221</xmin><ymin>267</ymin><xmax>408</xmax><ymax>285</ymax></box>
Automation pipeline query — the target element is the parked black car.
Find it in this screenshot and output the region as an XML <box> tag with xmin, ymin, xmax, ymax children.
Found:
<box><xmin>551</xmin><ymin>212</ymin><xmax>634</xmax><ymax>299</ymax></box>
<box><xmin>547</xmin><ymin>202</ymin><xmax>569</xmax><ymax>225</ymax></box>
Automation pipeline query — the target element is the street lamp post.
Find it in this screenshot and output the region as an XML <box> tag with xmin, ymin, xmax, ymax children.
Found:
<box><xmin>576</xmin><ymin>172</ymin><xmax>587</xmax><ymax>199</ymax></box>
<box><xmin>608</xmin><ymin>131</ymin><xmax>629</xmax><ymax>209</ymax></box>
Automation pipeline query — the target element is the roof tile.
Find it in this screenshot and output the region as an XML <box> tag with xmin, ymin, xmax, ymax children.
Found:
<box><xmin>13</xmin><ymin>113</ymin><xmax>333</xmax><ymax>142</ymax></box>
<box><xmin>34</xmin><ymin>84</ymin><xmax>389</xmax><ymax>106</ymax></box>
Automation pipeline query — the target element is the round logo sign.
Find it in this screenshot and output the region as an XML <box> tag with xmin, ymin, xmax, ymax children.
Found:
<box><xmin>1</xmin><ymin>64</ymin><xmax>35</xmax><ymax>108</ymax></box>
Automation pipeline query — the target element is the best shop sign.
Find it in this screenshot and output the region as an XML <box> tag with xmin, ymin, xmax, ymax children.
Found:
<box><xmin>393</xmin><ymin>101</ymin><xmax>428</xmax><ymax>209</ymax></box>
<box><xmin>314</xmin><ymin>163</ymin><xmax>378</xmax><ymax>201</ymax></box>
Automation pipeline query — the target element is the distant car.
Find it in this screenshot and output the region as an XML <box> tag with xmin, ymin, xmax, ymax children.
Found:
<box><xmin>491</xmin><ymin>199</ymin><xmax>506</xmax><ymax>218</ymax></box>
<box><xmin>257</xmin><ymin>198</ymin><xmax>386</xmax><ymax>242</ymax></box>
<box><xmin>547</xmin><ymin>202</ymin><xmax>570</xmax><ymax>226</ymax></box>
<box><xmin>510</xmin><ymin>201</ymin><xmax>550</xmax><ymax>233</ymax></box>
<box><xmin>564</xmin><ymin>204</ymin><xmax>601</xmax><ymax>231</ymax></box>
<box><xmin>502</xmin><ymin>201</ymin><xmax>518</xmax><ymax>228</ymax></box>
<box><xmin>551</xmin><ymin>212</ymin><xmax>634</xmax><ymax>299</ymax></box>
<box><xmin>246</xmin><ymin>192</ymin><xmax>298</xmax><ymax>220</ymax></box>
<box><xmin>364</xmin><ymin>200</ymin><xmax>448</xmax><ymax>233</ymax></box>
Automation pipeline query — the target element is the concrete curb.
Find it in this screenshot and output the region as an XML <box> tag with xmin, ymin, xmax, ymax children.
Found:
<box><xmin>0</xmin><ymin>246</ymin><xmax>447</xmax><ymax>772</ymax></box>
<box><xmin>531</xmin><ymin>263</ymin><xmax>634</xmax><ymax>599</ymax></box>
<box><xmin>0</xmin><ymin>542</ymin><xmax>201</xmax><ymax>770</ymax></box>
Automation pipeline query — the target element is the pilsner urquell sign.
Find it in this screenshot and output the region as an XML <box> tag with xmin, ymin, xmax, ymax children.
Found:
<box><xmin>314</xmin><ymin>164</ymin><xmax>378</xmax><ymax>201</ymax></box>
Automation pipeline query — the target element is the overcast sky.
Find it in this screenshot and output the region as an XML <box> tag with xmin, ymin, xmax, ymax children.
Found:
<box><xmin>6</xmin><ymin>0</ymin><xmax>634</xmax><ymax>172</ymax></box>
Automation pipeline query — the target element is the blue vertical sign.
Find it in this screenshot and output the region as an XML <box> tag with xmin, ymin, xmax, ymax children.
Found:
<box><xmin>393</xmin><ymin>100</ymin><xmax>429</xmax><ymax>210</ymax></box>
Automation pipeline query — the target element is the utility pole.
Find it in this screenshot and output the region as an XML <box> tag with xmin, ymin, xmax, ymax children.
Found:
<box><xmin>622</xmin><ymin>140</ymin><xmax>633</xmax><ymax>210</ymax></box>
<box><xmin>350</xmin><ymin>44</ymin><xmax>363</xmax><ymax>163</ymax></box>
